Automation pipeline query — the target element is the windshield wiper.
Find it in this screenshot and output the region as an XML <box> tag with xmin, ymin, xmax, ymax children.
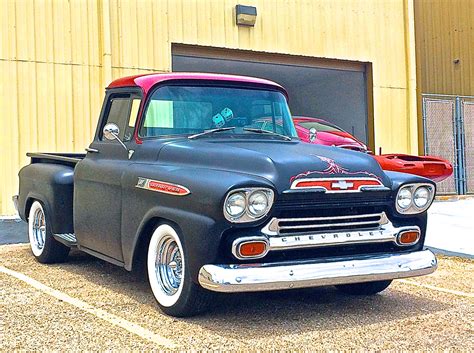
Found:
<box><xmin>243</xmin><ymin>128</ymin><xmax>292</xmax><ymax>141</ymax></box>
<box><xmin>188</xmin><ymin>127</ymin><xmax>236</xmax><ymax>140</ymax></box>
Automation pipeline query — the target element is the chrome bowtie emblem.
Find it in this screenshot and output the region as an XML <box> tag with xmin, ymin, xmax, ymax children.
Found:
<box><xmin>331</xmin><ymin>180</ymin><xmax>354</xmax><ymax>190</ymax></box>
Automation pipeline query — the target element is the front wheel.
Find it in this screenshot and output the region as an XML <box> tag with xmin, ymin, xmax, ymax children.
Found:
<box><xmin>335</xmin><ymin>280</ymin><xmax>392</xmax><ymax>295</ymax></box>
<box><xmin>28</xmin><ymin>201</ymin><xmax>69</xmax><ymax>263</ymax></box>
<box><xmin>147</xmin><ymin>224</ymin><xmax>211</xmax><ymax>317</ymax></box>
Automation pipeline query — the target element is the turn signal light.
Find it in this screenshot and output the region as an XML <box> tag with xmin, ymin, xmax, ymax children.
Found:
<box><xmin>398</xmin><ymin>230</ymin><xmax>420</xmax><ymax>245</ymax></box>
<box><xmin>239</xmin><ymin>241</ymin><xmax>267</xmax><ymax>258</ymax></box>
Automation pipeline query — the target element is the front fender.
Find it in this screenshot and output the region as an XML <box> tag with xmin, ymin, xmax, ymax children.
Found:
<box><xmin>121</xmin><ymin>163</ymin><xmax>275</xmax><ymax>279</ymax></box>
<box><xmin>385</xmin><ymin>170</ymin><xmax>436</xmax><ymax>192</ymax></box>
<box><xmin>384</xmin><ymin>170</ymin><xmax>433</xmax><ymax>244</ymax></box>
<box><xmin>124</xmin><ymin>206</ymin><xmax>223</xmax><ymax>280</ymax></box>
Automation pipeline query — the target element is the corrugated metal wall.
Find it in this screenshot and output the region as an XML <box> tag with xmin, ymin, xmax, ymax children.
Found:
<box><xmin>414</xmin><ymin>0</ymin><xmax>474</xmax><ymax>96</ymax></box>
<box><xmin>0</xmin><ymin>0</ymin><xmax>417</xmax><ymax>215</ymax></box>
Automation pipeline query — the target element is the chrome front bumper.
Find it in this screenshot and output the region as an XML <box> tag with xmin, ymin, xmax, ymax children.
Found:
<box><xmin>198</xmin><ymin>250</ymin><xmax>437</xmax><ymax>293</ymax></box>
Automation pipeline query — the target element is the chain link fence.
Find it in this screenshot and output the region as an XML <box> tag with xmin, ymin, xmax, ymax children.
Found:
<box><xmin>422</xmin><ymin>94</ymin><xmax>474</xmax><ymax>195</ymax></box>
<box><xmin>462</xmin><ymin>100</ymin><xmax>474</xmax><ymax>193</ymax></box>
<box><xmin>423</xmin><ymin>99</ymin><xmax>457</xmax><ymax>194</ymax></box>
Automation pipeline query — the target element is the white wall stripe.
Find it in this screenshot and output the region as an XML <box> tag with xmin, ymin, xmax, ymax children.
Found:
<box><xmin>0</xmin><ymin>265</ymin><xmax>177</xmax><ymax>349</ymax></box>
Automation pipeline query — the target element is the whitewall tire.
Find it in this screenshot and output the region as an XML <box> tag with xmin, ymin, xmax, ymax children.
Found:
<box><xmin>146</xmin><ymin>223</ymin><xmax>212</xmax><ymax>317</ymax></box>
<box><xmin>147</xmin><ymin>224</ymin><xmax>185</xmax><ymax>308</ymax></box>
<box><xmin>28</xmin><ymin>201</ymin><xmax>47</xmax><ymax>257</ymax></box>
<box><xmin>27</xmin><ymin>200</ymin><xmax>69</xmax><ymax>263</ymax></box>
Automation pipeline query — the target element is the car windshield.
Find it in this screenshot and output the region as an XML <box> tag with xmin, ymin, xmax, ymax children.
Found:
<box><xmin>139</xmin><ymin>85</ymin><xmax>297</xmax><ymax>139</ymax></box>
<box><xmin>298</xmin><ymin>121</ymin><xmax>344</xmax><ymax>133</ymax></box>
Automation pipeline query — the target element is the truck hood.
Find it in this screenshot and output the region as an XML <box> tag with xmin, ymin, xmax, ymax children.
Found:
<box><xmin>158</xmin><ymin>139</ymin><xmax>391</xmax><ymax>191</ymax></box>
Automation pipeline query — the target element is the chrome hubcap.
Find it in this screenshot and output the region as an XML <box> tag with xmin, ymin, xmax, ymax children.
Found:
<box><xmin>32</xmin><ymin>208</ymin><xmax>46</xmax><ymax>251</ymax></box>
<box><xmin>155</xmin><ymin>235</ymin><xmax>183</xmax><ymax>296</ymax></box>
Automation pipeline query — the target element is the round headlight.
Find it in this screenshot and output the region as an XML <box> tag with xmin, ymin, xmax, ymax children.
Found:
<box><xmin>224</xmin><ymin>187</ymin><xmax>274</xmax><ymax>223</ymax></box>
<box><xmin>397</xmin><ymin>188</ymin><xmax>412</xmax><ymax>209</ymax></box>
<box><xmin>225</xmin><ymin>192</ymin><xmax>246</xmax><ymax>218</ymax></box>
<box><xmin>248</xmin><ymin>191</ymin><xmax>269</xmax><ymax>217</ymax></box>
<box><xmin>414</xmin><ymin>186</ymin><xmax>430</xmax><ymax>208</ymax></box>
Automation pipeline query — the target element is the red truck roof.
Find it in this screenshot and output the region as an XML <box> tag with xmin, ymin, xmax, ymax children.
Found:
<box><xmin>107</xmin><ymin>72</ymin><xmax>287</xmax><ymax>95</ymax></box>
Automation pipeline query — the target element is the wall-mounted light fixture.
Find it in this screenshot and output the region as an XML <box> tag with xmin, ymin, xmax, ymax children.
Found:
<box><xmin>236</xmin><ymin>5</ymin><xmax>257</xmax><ymax>27</ymax></box>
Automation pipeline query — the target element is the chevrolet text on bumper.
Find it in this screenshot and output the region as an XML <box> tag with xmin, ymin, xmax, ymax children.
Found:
<box><xmin>230</xmin><ymin>212</ymin><xmax>423</xmax><ymax>260</ymax></box>
<box><xmin>199</xmin><ymin>250</ymin><xmax>437</xmax><ymax>292</ymax></box>
<box><xmin>16</xmin><ymin>73</ymin><xmax>437</xmax><ymax>317</ymax></box>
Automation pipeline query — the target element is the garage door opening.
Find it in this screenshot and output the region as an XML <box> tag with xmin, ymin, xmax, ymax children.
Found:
<box><xmin>172</xmin><ymin>44</ymin><xmax>374</xmax><ymax>147</ymax></box>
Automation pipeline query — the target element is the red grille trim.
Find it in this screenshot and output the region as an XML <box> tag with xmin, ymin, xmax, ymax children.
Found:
<box><xmin>291</xmin><ymin>178</ymin><xmax>383</xmax><ymax>193</ymax></box>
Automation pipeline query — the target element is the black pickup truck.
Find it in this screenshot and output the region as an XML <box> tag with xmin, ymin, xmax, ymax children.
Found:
<box><xmin>15</xmin><ymin>72</ymin><xmax>437</xmax><ymax>317</ymax></box>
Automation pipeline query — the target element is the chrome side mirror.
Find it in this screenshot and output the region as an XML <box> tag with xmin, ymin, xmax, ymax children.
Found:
<box><xmin>103</xmin><ymin>123</ymin><xmax>128</xmax><ymax>152</ymax></box>
<box><xmin>309</xmin><ymin>127</ymin><xmax>317</xmax><ymax>142</ymax></box>
<box><xmin>103</xmin><ymin>123</ymin><xmax>120</xmax><ymax>141</ymax></box>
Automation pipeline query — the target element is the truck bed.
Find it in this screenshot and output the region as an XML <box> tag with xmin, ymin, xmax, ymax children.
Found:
<box><xmin>27</xmin><ymin>152</ymin><xmax>86</xmax><ymax>167</ymax></box>
<box><xmin>16</xmin><ymin>152</ymin><xmax>85</xmax><ymax>234</ymax></box>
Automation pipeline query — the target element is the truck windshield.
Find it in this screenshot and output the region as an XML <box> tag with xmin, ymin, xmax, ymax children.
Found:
<box><xmin>139</xmin><ymin>85</ymin><xmax>298</xmax><ymax>139</ymax></box>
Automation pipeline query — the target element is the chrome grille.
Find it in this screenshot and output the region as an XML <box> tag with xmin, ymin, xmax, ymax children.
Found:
<box><xmin>262</xmin><ymin>212</ymin><xmax>388</xmax><ymax>236</ymax></box>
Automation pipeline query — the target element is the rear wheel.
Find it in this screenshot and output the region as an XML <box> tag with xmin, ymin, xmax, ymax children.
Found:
<box><xmin>336</xmin><ymin>280</ymin><xmax>392</xmax><ymax>295</ymax></box>
<box><xmin>147</xmin><ymin>224</ymin><xmax>211</xmax><ymax>317</ymax></box>
<box><xmin>28</xmin><ymin>201</ymin><xmax>69</xmax><ymax>263</ymax></box>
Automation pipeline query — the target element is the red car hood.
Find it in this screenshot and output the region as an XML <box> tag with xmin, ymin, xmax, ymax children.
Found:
<box><xmin>373</xmin><ymin>154</ymin><xmax>453</xmax><ymax>182</ymax></box>
<box><xmin>292</xmin><ymin>117</ymin><xmax>453</xmax><ymax>182</ymax></box>
<box><xmin>317</xmin><ymin>130</ymin><xmax>363</xmax><ymax>145</ymax></box>
<box><xmin>293</xmin><ymin>117</ymin><xmax>367</xmax><ymax>151</ymax></box>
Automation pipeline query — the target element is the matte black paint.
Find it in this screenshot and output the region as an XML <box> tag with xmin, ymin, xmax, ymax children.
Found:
<box><xmin>18</xmin><ymin>160</ymin><xmax>78</xmax><ymax>234</ymax></box>
<box><xmin>17</xmin><ymin>81</ymin><xmax>435</xmax><ymax>283</ymax></box>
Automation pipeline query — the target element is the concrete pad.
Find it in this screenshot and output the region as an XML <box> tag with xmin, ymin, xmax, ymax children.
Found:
<box><xmin>425</xmin><ymin>198</ymin><xmax>474</xmax><ymax>258</ymax></box>
<box><xmin>0</xmin><ymin>218</ymin><xmax>27</xmax><ymax>245</ymax></box>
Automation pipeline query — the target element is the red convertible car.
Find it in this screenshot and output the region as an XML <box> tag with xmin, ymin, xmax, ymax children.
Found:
<box><xmin>292</xmin><ymin>117</ymin><xmax>453</xmax><ymax>182</ymax></box>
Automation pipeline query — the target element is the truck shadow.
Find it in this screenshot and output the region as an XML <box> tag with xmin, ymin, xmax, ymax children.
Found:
<box><xmin>62</xmin><ymin>250</ymin><xmax>449</xmax><ymax>339</ymax></box>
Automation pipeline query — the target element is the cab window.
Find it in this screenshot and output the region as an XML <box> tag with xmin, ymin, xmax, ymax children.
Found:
<box><xmin>101</xmin><ymin>95</ymin><xmax>141</xmax><ymax>142</ymax></box>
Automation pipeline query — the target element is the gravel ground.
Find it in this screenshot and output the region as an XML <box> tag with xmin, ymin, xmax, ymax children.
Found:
<box><xmin>1</xmin><ymin>244</ymin><xmax>473</xmax><ymax>350</ymax></box>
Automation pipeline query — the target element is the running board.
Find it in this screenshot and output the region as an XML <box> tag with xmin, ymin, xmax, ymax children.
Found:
<box><xmin>53</xmin><ymin>233</ymin><xmax>77</xmax><ymax>246</ymax></box>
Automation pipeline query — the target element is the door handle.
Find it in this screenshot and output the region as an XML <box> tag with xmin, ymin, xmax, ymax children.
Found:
<box><xmin>85</xmin><ymin>147</ymin><xmax>99</xmax><ymax>153</ymax></box>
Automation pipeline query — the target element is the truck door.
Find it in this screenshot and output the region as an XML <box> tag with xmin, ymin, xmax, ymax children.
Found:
<box><xmin>74</xmin><ymin>89</ymin><xmax>141</xmax><ymax>262</ymax></box>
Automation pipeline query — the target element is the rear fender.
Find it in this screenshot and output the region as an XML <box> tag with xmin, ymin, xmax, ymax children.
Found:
<box><xmin>18</xmin><ymin>164</ymin><xmax>74</xmax><ymax>234</ymax></box>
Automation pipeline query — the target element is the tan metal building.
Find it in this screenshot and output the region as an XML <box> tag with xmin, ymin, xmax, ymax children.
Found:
<box><xmin>414</xmin><ymin>0</ymin><xmax>474</xmax><ymax>98</ymax></box>
<box><xmin>1</xmin><ymin>0</ymin><xmax>421</xmax><ymax>215</ymax></box>
<box><xmin>414</xmin><ymin>0</ymin><xmax>474</xmax><ymax>194</ymax></box>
